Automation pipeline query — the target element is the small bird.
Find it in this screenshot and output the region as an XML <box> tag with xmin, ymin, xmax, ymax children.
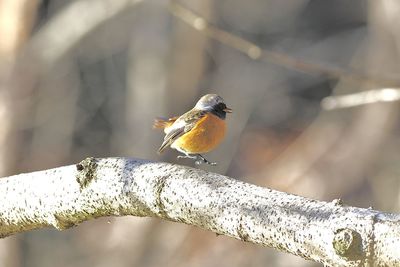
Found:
<box><xmin>153</xmin><ymin>94</ymin><xmax>232</xmax><ymax>165</ymax></box>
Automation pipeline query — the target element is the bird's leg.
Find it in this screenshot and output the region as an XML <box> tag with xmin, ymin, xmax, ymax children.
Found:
<box><xmin>195</xmin><ymin>154</ymin><xmax>217</xmax><ymax>166</ymax></box>
<box><xmin>177</xmin><ymin>153</ymin><xmax>217</xmax><ymax>166</ymax></box>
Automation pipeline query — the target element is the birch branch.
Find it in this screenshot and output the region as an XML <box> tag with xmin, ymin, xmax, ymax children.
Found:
<box><xmin>0</xmin><ymin>157</ymin><xmax>399</xmax><ymax>266</ymax></box>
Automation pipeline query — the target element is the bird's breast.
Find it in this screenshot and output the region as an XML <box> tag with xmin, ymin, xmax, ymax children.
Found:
<box><xmin>173</xmin><ymin>113</ymin><xmax>226</xmax><ymax>154</ymax></box>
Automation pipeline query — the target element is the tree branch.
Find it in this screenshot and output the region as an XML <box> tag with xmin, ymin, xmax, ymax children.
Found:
<box><xmin>168</xmin><ymin>1</ymin><xmax>400</xmax><ymax>88</ymax></box>
<box><xmin>321</xmin><ymin>88</ymin><xmax>400</xmax><ymax>110</ymax></box>
<box><xmin>0</xmin><ymin>157</ymin><xmax>399</xmax><ymax>266</ymax></box>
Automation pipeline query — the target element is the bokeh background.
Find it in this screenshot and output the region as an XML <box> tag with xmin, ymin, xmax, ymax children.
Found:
<box><xmin>1</xmin><ymin>0</ymin><xmax>400</xmax><ymax>266</ymax></box>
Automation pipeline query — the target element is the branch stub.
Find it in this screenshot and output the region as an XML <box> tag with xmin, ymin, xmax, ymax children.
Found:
<box><xmin>75</xmin><ymin>157</ymin><xmax>98</xmax><ymax>189</ymax></box>
<box><xmin>332</xmin><ymin>228</ymin><xmax>363</xmax><ymax>260</ymax></box>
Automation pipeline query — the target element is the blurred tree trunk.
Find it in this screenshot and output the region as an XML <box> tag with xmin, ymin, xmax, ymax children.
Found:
<box><xmin>110</xmin><ymin>2</ymin><xmax>213</xmax><ymax>267</ymax></box>
<box><xmin>0</xmin><ymin>1</ymin><xmax>39</xmax><ymax>266</ymax></box>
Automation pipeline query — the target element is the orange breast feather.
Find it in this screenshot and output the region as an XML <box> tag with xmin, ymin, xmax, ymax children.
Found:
<box><xmin>173</xmin><ymin>114</ymin><xmax>226</xmax><ymax>154</ymax></box>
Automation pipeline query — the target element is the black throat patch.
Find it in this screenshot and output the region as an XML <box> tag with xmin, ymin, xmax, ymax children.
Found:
<box><xmin>211</xmin><ymin>103</ymin><xmax>227</xmax><ymax>119</ymax></box>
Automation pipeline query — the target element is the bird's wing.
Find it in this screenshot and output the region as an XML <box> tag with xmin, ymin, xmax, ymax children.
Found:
<box><xmin>157</xmin><ymin>109</ymin><xmax>206</xmax><ymax>153</ymax></box>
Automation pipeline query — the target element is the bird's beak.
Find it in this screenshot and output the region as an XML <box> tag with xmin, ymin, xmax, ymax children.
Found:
<box><xmin>223</xmin><ymin>107</ymin><xmax>233</xmax><ymax>113</ymax></box>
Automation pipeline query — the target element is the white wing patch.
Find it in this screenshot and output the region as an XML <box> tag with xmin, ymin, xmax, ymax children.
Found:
<box><xmin>164</xmin><ymin>119</ymin><xmax>185</xmax><ymax>134</ymax></box>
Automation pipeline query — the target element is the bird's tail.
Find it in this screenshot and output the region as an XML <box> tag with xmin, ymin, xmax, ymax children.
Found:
<box><xmin>153</xmin><ymin>116</ymin><xmax>178</xmax><ymax>130</ymax></box>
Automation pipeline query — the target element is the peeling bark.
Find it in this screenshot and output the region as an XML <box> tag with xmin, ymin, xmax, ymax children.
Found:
<box><xmin>0</xmin><ymin>157</ymin><xmax>399</xmax><ymax>266</ymax></box>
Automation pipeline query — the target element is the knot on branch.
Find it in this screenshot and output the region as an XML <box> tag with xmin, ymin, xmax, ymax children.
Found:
<box><xmin>76</xmin><ymin>157</ymin><xmax>98</xmax><ymax>189</ymax></box>
<box><xmin>332</xmin><ymin>228</ymin><xmax>363</xmax><ymax>260</ymax></box>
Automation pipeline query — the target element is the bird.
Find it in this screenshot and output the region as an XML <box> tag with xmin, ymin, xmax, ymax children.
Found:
<box><xmin>153</xmin><ymin>94</ymin><xmax>232</xmax><ymax>165</ymax></box>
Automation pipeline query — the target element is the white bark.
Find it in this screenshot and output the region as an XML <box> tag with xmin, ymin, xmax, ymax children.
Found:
<box><xmin>0</xmin><ymin>157</ymin><xmax>399</xmax><ymax>266</ymax></box>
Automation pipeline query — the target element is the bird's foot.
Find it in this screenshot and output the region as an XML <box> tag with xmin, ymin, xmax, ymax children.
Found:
<box><xmin>195</xmin><ymin>154</ymin><xmax>217</xmax><ymax>166</ymax></box>
<box><xmin>177</xmin><ymin>154</ymin><xmax>217</xmax><ymax>166</ymax></box>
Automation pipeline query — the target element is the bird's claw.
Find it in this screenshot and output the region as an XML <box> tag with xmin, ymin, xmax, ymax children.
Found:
<box><xmin>196</xmin><ymin>155</ymin><xmax>217</xmax><ymax>166</ymax></box>
<box><xmin>178</xmin><ymin>154</ymin><xmax>217</xmax><ymax>166</ymax></box>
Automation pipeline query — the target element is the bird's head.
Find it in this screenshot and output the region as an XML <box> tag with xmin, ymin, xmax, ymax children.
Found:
<box><xmin>195</xmin><ymin>94</ymin><xmax>232</xmax><ymax>119</ymax></box>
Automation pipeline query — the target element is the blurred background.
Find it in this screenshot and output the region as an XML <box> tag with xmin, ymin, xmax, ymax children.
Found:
<box><xmin>1</xmin><ymin>0</ymin><xmax>400</xmax><ymax>266</ymax></box>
